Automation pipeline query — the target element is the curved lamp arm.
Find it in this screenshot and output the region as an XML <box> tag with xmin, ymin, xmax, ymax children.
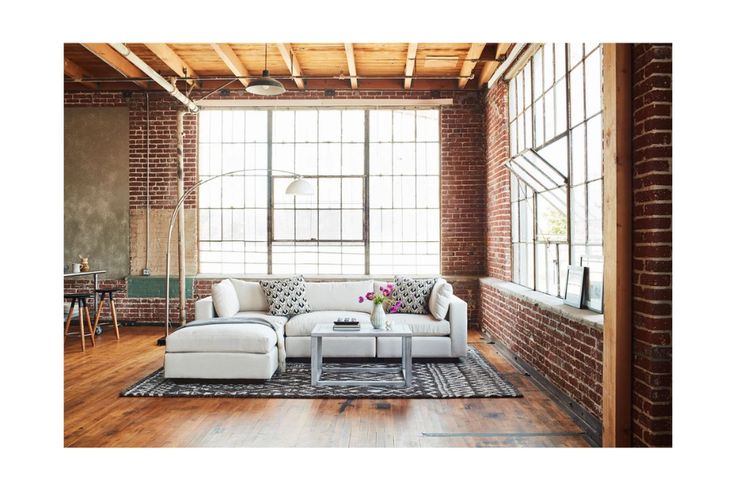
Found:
<box><xmin>164</xmin><ymin>168</ymin><xmax>312</xmax><ymax>336</ymax></box>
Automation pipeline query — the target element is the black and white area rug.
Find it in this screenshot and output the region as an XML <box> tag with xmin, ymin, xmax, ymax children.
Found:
<box><xmin>120</xmin><ymin>346</ymin><xmax>521</xmax><ymax>399</ymax></box>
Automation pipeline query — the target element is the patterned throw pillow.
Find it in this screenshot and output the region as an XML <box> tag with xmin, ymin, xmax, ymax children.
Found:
<box><xmin>392</xmin><ymin>276</ymin><xmax>437</xmax><ymax>314</ymax></box>
<box><xmin>259</xmin><ymin>276</ymin><xmax>311</xmax><ymax>317</ymax></box>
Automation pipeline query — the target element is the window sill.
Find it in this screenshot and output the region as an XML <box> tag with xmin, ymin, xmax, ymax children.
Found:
<box><xmin>480</xmin><ymin>277</ymin><xmax>604</xmax><ymax>331</ymax></box>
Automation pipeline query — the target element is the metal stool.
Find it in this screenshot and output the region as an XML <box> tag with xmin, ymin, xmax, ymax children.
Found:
<box><xmin>93</xmin><ymin>288</ymin><xmax>121</xmax><ymax>340</ymax></box>
<box><xmin>64</xmin><ymin>293</ymin><xmax>96</xmax><ymax>351</ymax></box>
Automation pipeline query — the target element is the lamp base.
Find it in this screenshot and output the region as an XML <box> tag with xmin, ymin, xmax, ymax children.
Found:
<box><xmin>157</xmin><ymin>336</ymin><xmax>167</xmax><ymax>346</ymax></box>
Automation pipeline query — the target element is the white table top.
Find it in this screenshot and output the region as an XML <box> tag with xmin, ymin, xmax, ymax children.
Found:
<box><xmin>311</xmin><ymin>323</ymin><xmax>411</xmax><ymax>338</ymax></box>
<box><xmin>64</xmin><ymin>270</ymin><xmax>106</xmax><ymax>278</ymax></box>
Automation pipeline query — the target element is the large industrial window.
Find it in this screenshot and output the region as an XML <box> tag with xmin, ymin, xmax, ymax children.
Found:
<box><xmin>198</xmin><ymin>108</ymin><xmax>440</xmax><ymax>275</ymax></box>
<box><xmin>508</xmin><ymin>43</ymin><xmax>603</xmax><ymax>300</ymax></box>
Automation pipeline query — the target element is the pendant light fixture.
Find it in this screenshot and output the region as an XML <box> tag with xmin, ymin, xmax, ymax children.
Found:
<box><xmin>246</xmin><ymin>43</ymin><xmax>286</xmax><ymax>96</ymax></box>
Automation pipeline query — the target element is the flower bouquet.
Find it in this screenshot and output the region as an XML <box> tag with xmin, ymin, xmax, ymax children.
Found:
<box><xmin>358</xmin><ymin>283</ymin><xmax>401</xmax><ymax>328</ymax></box>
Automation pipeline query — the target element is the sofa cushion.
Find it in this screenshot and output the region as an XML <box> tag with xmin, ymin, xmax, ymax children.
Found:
<box><xmin>259</xmin><ymin>276</ymin><xmax>311</xmax><ymax>317</ymax></box>
<box><xmin>211</xmin><ymin>279</ymin><xmax>240</xmax><ymax>318</ymax></box>
<box><xmin>230</xmin><ymin>279</ymin><xmax>269</xmax><ymax>312</ymax></box>
<box><xmin>386</xmin><ymin>313</ymin><xmax>450</xmax><ymax>336</ymax></box>
<box><xmin>305</xmin><ymin>280</ymin><xmax>374</xmax><ymax>313</ymax></box>
<box><xmin>429</xmin><ymin>278</ymin><xmax>454</xmax><ymax>320</ymax></box>
<box><xmin>392</xmin><ymin>276</ymin><xmax>437</xmax><ymax>314</ymax></box>
<box><xmin>285</xmin><ymin>311</ymin><xmax>371</xmax><ymax>336</ymax></box>
<box><xmin>166</xmin><ymin>323</ymin><xmax>277</xmax><ymax>354</ymax></box>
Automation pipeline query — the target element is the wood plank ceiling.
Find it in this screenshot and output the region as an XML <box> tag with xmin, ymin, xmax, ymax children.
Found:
<box><xmin>64</xmin><ymin>43</ymin><xmax>513</xmax><ymax>92</ymax></box>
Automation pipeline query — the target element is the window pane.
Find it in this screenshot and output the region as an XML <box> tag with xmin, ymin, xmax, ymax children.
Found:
<box><xmin>319</xmin><ymin>110</ymin><xmax>341</xmax><ymax>142</ymax></box>
<box><xmin>534</xmin><ymin>98</ymin><xmax>545</xmax><ymax>147</ymax></box>
<box><xmin>393</xmin><ymin>110</ymin><xmax>415</xmax><ymax>141</ymax></box>
<box><xmin>318</xmin><ymin>210</ymin><xmax>341</xmax><ymax>240</ymax></box>
<box><xmin>295</xmin><ymin>110</ymin><xmax>318</xmax><ymax>142</ymax></box>
<box><xmin>295</xmin><ymin>209</ymin><xmax>317</xmax><ymax>240</ymax></box>
<box><xmin>272</xmin><ymin>143</ymin><xmax>294</xmax><ymax>173</ymax></box>
<box><xmin>570</xmin><ymin>63</ymin><xmax>585</xmax><ymax>127</ymax></box>
<box><xmin>554</xmin><ymin>43</ymin><xmax>567</xmax><ymax>81</ymax></box>
<box><xmin>532</xmin><ymin>49</ymin><xmax>544</xmax><ymax>100</ymax></box>
<box><xmin>274</xmin><ymin>209</ymin><xmax>294</xmax><ymax>239</ymax></box>
<box><xmin>554</xmin><ymin>81</ymin><xmax>567</xmax><ymax>136</ymax></box>
<box><xmin>509</xmin><ymin>78</ymin><xmax>517</xmax><ymax>120</ymax></box>
<box><xmin>342</xmin><ymin>110</ymin><xmax>364</xmax><ymax>142</ymax></box>
<box><xmin>585</xmin><ymin>48</ymin><xmax>602</xmax><ymax>117</ymax></box>
<box><xmin>543</xmin><ymin>44</ymin><xmax>555</xmax><ymax>91</ymax></box>
<box><xmin>416</xmin><ymin>110</ymin><xmax>439</xmax><ymax>141</ymax></box>
<box><xmin>587</xmin><ymin>179</ymin><xmax>603</xmax><ymax>244</ymax></box>
<box><xmin>571</xmin><ymin>124</ymin><xmax>586</xmax><ymax>186</ymax></box>
<box><xmin>295</xmin><ymin>143</ymin><xmax>318</xmax><ymax>175</ymax></box>
<box><xmin>587</xmin><ymin>114</ymin><xmax>602</xmax><ymax>180</ymax></box>
<box><xmin>571</xmin><ymin>184</ymin><xmax>587</xmax><ymax>244</ymax></box>
<box><xmin>342</xmin><ymin>210</ymin><xmax>363</xmax><ymax>240</ymax></box>
<box><xmin>245</xmin><ymin>111</ymin><xmax>267</xmax><ymax>142</ymax></box>
<box><xmin>369</xmin><ymin>110</ymin><xmax>393</xmax><ymax>142</ymax></box>
<box><xmin>319</xmin><ymin>143</ymin><xmax>341</xmax><ymax>175</ymax></box>
<box><xmin>318</xmin><ymin>178</ymin><xmax>341</xmax><ymax>209</ymax></box>
<box><xmin>537</xmin><ymin>189</ymin><xmax>567</xmax><ymax>241</ymax></box>
<box><xmin>272</xmin><ymin>111</ymin><xmax>294</xmax><ymax>142</ymax></box>
<box><xmin>342</xmin><ymin>178</ymin><xmax>363</xmax><ymax>209</ymax></box>
<box><xmin>569</xmin><ymin>43</ymin><xmax>584</xmax><ymax>68</ymax></box>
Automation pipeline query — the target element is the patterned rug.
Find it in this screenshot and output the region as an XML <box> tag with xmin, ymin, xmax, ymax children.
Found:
<box><xmin>120</xmin><ymin>346</ymin><xmax>521</xmax><ymax>399</ymax></box>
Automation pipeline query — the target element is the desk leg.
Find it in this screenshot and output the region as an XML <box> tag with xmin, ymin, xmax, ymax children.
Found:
<box><xmin>93</xmin><ymin>273</ymin><xmax>102</xmax><ymax>335</ymax></box>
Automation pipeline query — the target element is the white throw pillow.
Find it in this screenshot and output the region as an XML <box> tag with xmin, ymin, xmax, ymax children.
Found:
<box><xmin>211</xmin><ymin>279</ymin><xmax>240</xmax><ymax>318</ymax></box>
<box><xmin>229</xmin><ymin>278</ymin><xmax>269</xmax><ymax>312</ymax></box>
<box><xmin>429</xmin><ymin>278</ymin><xmax>454</xmax><ymax>320</ymax></box>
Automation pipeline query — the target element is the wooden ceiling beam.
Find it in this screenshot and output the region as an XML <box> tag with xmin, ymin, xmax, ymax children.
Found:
<box><xmin>144</xmin><ymin>43</ymin><xmax>199</xmax><ymax>86</ymax></box>
<box><xmin>211</xmin><ymin>43</ymin><xmax>250</xmax><ymax>88</ymax></box>
<box><xmin>81</xmin><ymin>43</ymin><xmax>148</xmax><ymax>89</ymax></box>
<box><xmin>404</xmin><ymin>43</ymin><xmax>418</xmax><ymax>90</ymax></box>
<box><xmin>458</xmin><ymin>43</ymin><xmax>486</xmax><ymax>89</ymax></box>
<box><xmin>477</xmin><ymin>43</ymin><xmax>512</xmax><ymax>87</ymax></box>
<box><xmin>276</xmin><ymin>43</ymin><xmax>305</xmax><ymax>89</ymax></box>
<box><xmin>344</xmin><ymin>43</ymin><xmax>358</xmax><ymax>89</ymax></box>
<box><xmin>64</xmin><ymin>57</ymin><xmax>96</xmax><ymax>90</ymax></box>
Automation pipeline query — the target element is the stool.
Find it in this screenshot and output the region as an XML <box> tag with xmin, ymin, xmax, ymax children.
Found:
<box><xmin>93</xmin><ymin>288</ymin><xmax>121</xmax><ymax>340</ymax></box>
<box><xmin>64</xmin><ymin>293</ymin><xmax>96</xmax><ymax>351</ymax></box>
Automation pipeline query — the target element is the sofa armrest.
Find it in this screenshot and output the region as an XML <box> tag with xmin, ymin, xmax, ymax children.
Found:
<box><xmin>195</xmin><ymin>296</ymin><xmax>216</xmax><ymax>321</ymax></box>
<box><xmin>447</xmin><ymin>294</ymin><xmax>468</xmax><ymax>357</ymax></box>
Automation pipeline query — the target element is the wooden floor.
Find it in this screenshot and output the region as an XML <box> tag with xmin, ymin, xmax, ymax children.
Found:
<box><xmin>64</xmin><ymin>327</ymin><xmax>593</xmax><ymax>447</ymax></box>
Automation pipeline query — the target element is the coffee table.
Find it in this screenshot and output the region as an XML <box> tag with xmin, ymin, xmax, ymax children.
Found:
<box><xmin>310</xmin><ymin>323</ymin><xmax>412</xmax><ymax>388</ymax></box>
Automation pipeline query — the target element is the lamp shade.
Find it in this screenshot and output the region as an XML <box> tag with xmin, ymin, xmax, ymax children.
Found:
<box><xmin>246</xmin><ymin>70</ymin><xmax>286</xmax><ymax>96</ymax></box>
<box><xmin>285</xmin><ymin>177</ymin><xmax>314</xmax><ymax>195</ymax></box>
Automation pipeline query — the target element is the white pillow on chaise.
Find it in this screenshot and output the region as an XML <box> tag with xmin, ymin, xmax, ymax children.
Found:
<box><xmin>211</xmin><ymin>279</ymin><xmax>240</xmax><ymax>318</ymax></box>
<box><xmin>229</xmin><ymin>278</ymin><xmax>269</xmax><ymax>312</ymax></box>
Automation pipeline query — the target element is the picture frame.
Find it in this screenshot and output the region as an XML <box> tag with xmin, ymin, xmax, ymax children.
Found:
<box><xmin>580</xmin><ymin>256</ymin><xmax>604</xmax><ymax>313</ymax></box>
<box><xmin>564</xmin><ymin>265</ymin><xmax>587</xmax><ymax>308</ymax></box>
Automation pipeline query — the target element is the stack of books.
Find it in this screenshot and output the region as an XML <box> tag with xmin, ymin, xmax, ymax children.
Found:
<box><xmin>333</xmin><ymin>318</ymin><xmax>360</xmax><ymax>331</ymax></box>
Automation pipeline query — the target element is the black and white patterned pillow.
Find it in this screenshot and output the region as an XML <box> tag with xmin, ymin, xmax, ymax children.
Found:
<box><xmin>259</xmin><ymin>276</ymin><xmax>311</xmax><ymax>317</ymax></box>
<box><xmin>392</xmin><ymin>276</ymin><xmax>437</xmax><ymax>314</ymax></box>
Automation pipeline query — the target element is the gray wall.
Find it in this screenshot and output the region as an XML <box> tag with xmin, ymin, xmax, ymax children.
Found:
<box><xmin>64</xmin><ymin>107</ymin><xmax>130</xmax><ymax>278</ymax></box>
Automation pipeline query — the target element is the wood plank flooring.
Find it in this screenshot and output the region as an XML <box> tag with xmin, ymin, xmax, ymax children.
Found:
<box><xmin>64</xmin><ymin>327</ymin><xmax>593</xmax><ymax>447</ymax></box>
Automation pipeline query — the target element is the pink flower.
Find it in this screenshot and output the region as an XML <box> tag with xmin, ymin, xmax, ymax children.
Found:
<box><xmin>389</xmin><ymin>304</ymin><xmax>400</xmax><ymax>313</ymax></box>
<box><xmin>358</xmin><ymin>296</ymin><xmax>364</xmax><ymax>303</ymax></box>
<box><xmin>366</xmin><ymin>292</ymin><xmax>375</xmax><ymax>301</ymax></box>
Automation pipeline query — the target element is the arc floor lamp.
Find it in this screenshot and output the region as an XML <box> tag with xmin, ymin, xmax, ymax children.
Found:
<box><xmin>163</xmin><ymin>168</ymin><xmax>314</xmax><ymax>339</ymax></box>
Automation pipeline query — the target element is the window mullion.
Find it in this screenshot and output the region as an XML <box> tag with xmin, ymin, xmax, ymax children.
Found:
<box><xmin>364</xmin><ymin>109</ymin><xmax>370</xmax><ymax>275</ymax></box>
<box><xmin>267</xmin><ymin>110</ymin><xmax>273</xmax><ymax>274</ymax></box>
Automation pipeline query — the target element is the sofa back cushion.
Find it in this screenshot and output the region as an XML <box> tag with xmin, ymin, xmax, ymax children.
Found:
<box><xmin>211</xmin><ymin>279</ymin><xmax>240</xmax><ymax>318</ymax></box>
<box><xmin>229</xmin><ymin>279</ymin><xmax>269</xmax><ymax>312</ymax></box>
<box><xmin>305</xmin><ymin>280</ymin><xmax>374</xmax><ymax>313</ymax></box>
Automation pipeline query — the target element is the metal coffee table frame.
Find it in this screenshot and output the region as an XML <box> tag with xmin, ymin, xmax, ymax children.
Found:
<box><xmin>310</xmin><ymin>323</ymin><xmax>412</xmax><ymax>388</ymax></box>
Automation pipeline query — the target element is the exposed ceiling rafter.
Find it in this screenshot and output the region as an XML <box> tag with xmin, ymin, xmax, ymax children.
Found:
<box><xmin>344</xmin><ymin>43</ymin><xmax>358</xmax><ymax>89</ymax></box>
<box><xmin>404</xmin><ymin>43</ymin><xmax>418</xmax><ymax>90</ymax></box>
<box><xmin>276</xmin><ymin>43</ymin><xmax>305</xmax><ymax>89</ymax></box>
<box><xmin>458</xmin><ymin>43</ymin><xmax>486</xmax><ymax>89</ymax></box>
<box><xmin>81</xmin><ymin>43</ymin><xmax>148</xmax><ymax>89</ymax></box>
<box><xmin>144</xmin><ymin>43</ymin><xmax>199</xmax><ymax>87</ymax></box>
<box><xmin>211</xmin><ymin>43</ymin><xmax>251</xmax><ymax>88</ymax></box>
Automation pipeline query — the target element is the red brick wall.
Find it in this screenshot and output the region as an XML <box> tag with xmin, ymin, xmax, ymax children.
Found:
<box><xmin>480</xmin><ymin>281</ymin><xmax>604</xmax><ymax>418</ymax></box>
<box><xmin>631</xmin><ymin>43</ymin><xmax>672</xmax><ymax>447</ymax></box>
<box><xmin>484</xmin><ymin>83</ymin><xmax>512</xmax><ymax>280</ymax></box>
<box><xmin>64</xmin><ymin>89</ymin><xmax>486</xmax><ymax>325</ymax></box>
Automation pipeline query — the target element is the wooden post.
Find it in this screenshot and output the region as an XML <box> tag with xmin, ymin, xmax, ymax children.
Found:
<box><xmin>176</xmin><ymin>111</ymin><xmax>187</xmax><ymax>326</ymax></box>
<box><xmin>602</xmin><ymin>43</ymin><xmax>633</xmax><ymax>447</ymax></box>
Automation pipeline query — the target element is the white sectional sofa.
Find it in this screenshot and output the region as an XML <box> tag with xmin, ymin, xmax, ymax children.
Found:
<box><xmin>164</xmin><ymin>278</ymin><xmax>467</xmax><ymax>380</ymax></box>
